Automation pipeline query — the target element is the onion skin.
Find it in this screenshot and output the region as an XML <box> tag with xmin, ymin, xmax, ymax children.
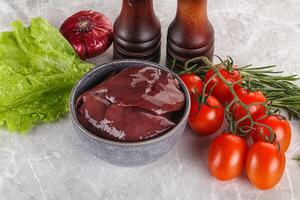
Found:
<box><xmin>60</xmin><ymin>10</ymin><xmax>113</xmax><ymax>60</ymax></box>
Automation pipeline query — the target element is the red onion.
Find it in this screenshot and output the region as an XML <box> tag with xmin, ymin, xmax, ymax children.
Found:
<box><xmin>60</xmin><ymin>10</ymin><xmax>113</xmax><ymax>60</ymax></box>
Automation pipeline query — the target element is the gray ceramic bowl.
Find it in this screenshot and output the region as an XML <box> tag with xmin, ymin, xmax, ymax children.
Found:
<box><xmin>69</xmin><ymin>59</ymin><xmax>191</xmax><ymax>166</ymax></box>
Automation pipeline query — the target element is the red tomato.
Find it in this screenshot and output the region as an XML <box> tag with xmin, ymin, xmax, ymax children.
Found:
<box><xmin>179</xmin><ymin>73</ymin><xmax>203</xmax><ymax>94</ymax></box>
<box><xmin>232</xmin><ymin>87</ymin><xmax>267</xmax><ymax>130</ymax></box>
<box><xmin>188</xmin><ymin>94</ymin><xmax>224</xmax><ymax>136</ymax></box>
<box><xmin>251</xmin><ymin>114</ymin><xmax>291</xmax><ymax>153</ymax></box>
<box><xmin>208</xmin><ymin>133</ymin><xmax>248</xmax><ymax>181</ymax></box>
<box><xmin>246</xmin><ymin>141</ymin><xmax>285</xmax><ymax>190</ymax></box>
<box><xmin>204</xmin><ymin>68</ymin><xmax>241</xmax><ymax>104</ymax></box>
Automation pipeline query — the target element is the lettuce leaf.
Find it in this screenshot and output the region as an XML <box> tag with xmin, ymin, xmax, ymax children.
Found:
<box><xmin>0</xmin><ymin>18</ymin><xmax>93</xmax><ymax>133</ymax></box>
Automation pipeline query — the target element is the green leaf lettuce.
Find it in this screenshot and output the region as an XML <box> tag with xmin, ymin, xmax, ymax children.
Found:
<box><xmin>0</xmin><ymin>18</ymin><xmax>93</xmax><ymax>133</ymax></box>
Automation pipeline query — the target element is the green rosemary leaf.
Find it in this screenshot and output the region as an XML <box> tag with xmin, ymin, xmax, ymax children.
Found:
<box><xmin>293</xmin><ymin>156</ymin><xmax>300</xmax><ymax>165</ymax></box>
<box><xmin>184</xmin><ymin>57</ymin><xmax>300</xmax><ymax>120</ymax></box>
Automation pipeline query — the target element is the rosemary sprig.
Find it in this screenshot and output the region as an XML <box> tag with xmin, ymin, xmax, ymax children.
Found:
<box><xmin>239</xmin><ymin>65</ymin><xmax>300</xmax><ymax>119</ymax></box>
<box><xmin>181</xmin><ymin>57</ymin><xmax>300</xmax><ymax>120</ymax></box>
<box><xmin>293</xmin><ymin>156</ymin><xmax>300</xmax><ymax>165</ymax></box>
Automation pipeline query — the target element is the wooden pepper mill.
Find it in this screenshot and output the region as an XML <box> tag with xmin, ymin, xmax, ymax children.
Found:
<box><xmin>166</xmin><ymin>0</ymin><xmax>214</xmax><ymax>68</ymax></box>
<box><xmin>113</xmin><ymin>0</ymin><xmax>161</xmax><ymax>63</ymax></box>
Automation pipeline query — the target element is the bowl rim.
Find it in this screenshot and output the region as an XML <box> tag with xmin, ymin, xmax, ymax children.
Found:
<box><xmin>69</xmin><ymin>59</ymin><xmax>191</xmax><ymax>146</ymax></box>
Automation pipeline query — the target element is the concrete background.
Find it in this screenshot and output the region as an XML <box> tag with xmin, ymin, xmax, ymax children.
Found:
<box><xmin>0</xmin><ymin>0</ymin><xmax>300</xmax><ymax>199</ymax></box>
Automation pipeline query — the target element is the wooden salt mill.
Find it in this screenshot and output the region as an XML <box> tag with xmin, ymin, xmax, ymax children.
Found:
<box><xmin>113</xmin><ymin>0</ymin><xmax>161</xmax><ymax>63</ymax></box>
<box><xmin>166</xmin><ymin>0</ymin><xmax>214</xmax><ymax>68</ymax></box>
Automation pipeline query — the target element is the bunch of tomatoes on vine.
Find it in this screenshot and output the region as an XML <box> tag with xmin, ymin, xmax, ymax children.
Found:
<box><xmin>178</xmin><ymin>57</ymin><xmax>291</xmax><ymax>190</ymax></box>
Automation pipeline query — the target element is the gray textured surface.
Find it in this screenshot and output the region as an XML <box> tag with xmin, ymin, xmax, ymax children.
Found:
<box><xmin>0</xmin><ymin>0</ymin><xmax>300</xmax><ymax>199</ymax></box>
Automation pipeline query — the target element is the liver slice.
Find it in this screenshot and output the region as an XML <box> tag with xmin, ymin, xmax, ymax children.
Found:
<box><xmin>76</xmin><ymin>66</ymin><xmax>185</xmax><ymax>142</ymax></box>
<box><xmin>91</xmin><ymin>104</ymin><xmax>175</xmax><ymax>142</ymax></box>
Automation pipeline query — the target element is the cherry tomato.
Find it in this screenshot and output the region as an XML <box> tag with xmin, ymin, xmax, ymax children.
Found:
<box><xmin>204</xmin><ymin>68</ymin><xmax>241</xmax><ymax>104</ymax></box>
<box><xmin>246</xmin><ymin>141</ymin><xmax>285</xmax><ymax>190</ymax></box>
<box><xmin>232</xmin><ymin>87</ymin><xmax>267</xmax><ymax>130</ymax></box>
<box><xmin>208</xmin><ymin>132</ymin><xmax>248</xmax><ymax>181</ymax></box>
<box><xmin>251</xmin><ymin>114</ymin><xmax>291</xmax><ymax>153</ymax></box>
<box><xmin>188</xmin><ymin>94</ymin><xmax>224</xmax><ymax>136</ymax></box>
<box><xmin>179</xmin><ymin>73</ymin><xmax>203</xmax><ymax>94</ymax></box>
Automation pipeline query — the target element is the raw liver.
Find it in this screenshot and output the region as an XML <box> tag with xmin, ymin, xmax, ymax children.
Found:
<box><xmin>76</xmin><ymin>66</ymin><xmax>185</xmax><ymax>142</ymax></box>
